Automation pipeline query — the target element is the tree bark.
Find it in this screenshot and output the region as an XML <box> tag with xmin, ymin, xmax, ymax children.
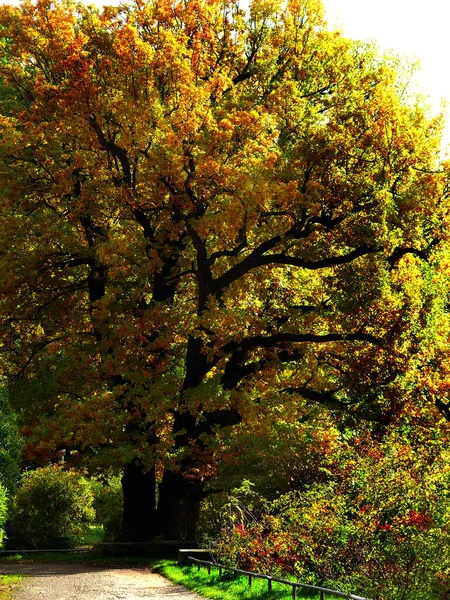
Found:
<box><xmin>120</xmin><ymin>461</ymin><xmax>157</xmax><ymax>542</ymax></box>
<box><xmin>155</xmin><ymin>469</ymin><xmax>204</xmax><ymax>540</ymax></box>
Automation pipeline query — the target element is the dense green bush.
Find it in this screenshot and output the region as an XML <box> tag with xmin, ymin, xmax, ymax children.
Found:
<box><xmin>91</xmin><ymin>474</ymin><xmax>123</xmax><ymax>541</ymax></box>
<box><xmin>0</xmin><ymin>386</ymin><xmax>22</xmax><ymax>493</ymax></box>
<box><xmin>0</xmin><ymin>483</ymin><xmax>8</xmax><ymax>548</ymax></box>
<box><xmin>6</xmin><ymin>465</ymin><xmax>95</xmax><ymax>549</ymax></box>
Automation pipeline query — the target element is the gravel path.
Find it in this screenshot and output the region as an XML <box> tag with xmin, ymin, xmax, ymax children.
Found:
<box><xmin>0</xmin><ymin>563</ymin><xmax>205</xmax><ymax>600</ymax></box>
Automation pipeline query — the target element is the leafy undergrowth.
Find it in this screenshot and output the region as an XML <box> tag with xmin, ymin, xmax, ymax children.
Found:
<box><xmin>153</xmin><ymin>560</ymin><xmax>315</xmax><ymax>600</ymax></box>
<box><xmin>76</xmin><ymin>525</ymin><xmax>105</xmax><ymax>546</ymax></box>
<box><xmin>0</xmin><ymin>574</ymin><xmax>24</xmax><ymax>600</ymax></box>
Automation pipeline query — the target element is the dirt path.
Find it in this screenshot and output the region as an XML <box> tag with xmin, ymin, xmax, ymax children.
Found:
<box><xmin>0</xmin><ymin>563</ymin><xmax>205</xmax><ymax>600</ymax></box>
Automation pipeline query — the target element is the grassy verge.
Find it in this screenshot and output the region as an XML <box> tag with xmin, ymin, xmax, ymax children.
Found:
<box><xmin>0</xmin><ymin>574</ymin><xmax>24</xmax><ymax>600</ymax></box>
<box><xmin>76</xmin><ymin>525</ymin><xmax>105</xmax><ymax>546</ymax></box>
<box><xmin>153</xmin><ymin>560</ymin><xmax>315</xmax><ymax>600</ymax></box>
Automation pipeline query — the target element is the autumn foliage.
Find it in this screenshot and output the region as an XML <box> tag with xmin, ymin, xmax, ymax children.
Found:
<box><xmin>0</xmin><ymin>0</ymin><xmax>450</xmax><ymax>547</ymax></box>
<box><xmin>213</xmin><ymin>420</ymin><xmax>450</xmax><ymax>599</ymax></box>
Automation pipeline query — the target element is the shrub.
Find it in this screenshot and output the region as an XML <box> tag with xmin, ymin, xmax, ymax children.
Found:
<box><xmin>91</xmin><ymin>474</ymin><xmax>123</xmax><ymax>541</ymax></box>
<box><xmin>6</xmin><ymin>465</ymin><xmax>95</xmax><ymax>549</ymax></box>
<box><xmin>0</xmin><ymin>386</ymin><xmax>22</xmax><ymax>493</ymax></box>
<box><xmin>214</xmin><ymin>432</ymin><xmax>450</xmax><ymax>600</ymax></box>
<box><xmin>214</xmin><ymin>484</ymin><xmax>354</xmax><ymax>584</ymax></box>
<box><xmin>0</xmin><ymin>483</ymin><xmax>8</xmax><ymax>548</ymax></box>
<box><xmin>197</xmin><ymin>480</ymin><xmax>268</xmax><ymax>548</ymax></box>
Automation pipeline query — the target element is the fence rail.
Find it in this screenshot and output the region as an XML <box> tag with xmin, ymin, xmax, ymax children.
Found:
<box><xmin>187</xmin><ymin>556</ymin><xmax>370</xmax><ymax>600</ymax></box>
<box><xmin>0</xmin><ymin>548</ymin><xmax>91</xmax><ymax>554</ymax></box>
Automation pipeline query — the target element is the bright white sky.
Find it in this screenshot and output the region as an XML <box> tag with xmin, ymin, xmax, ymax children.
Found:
<box><xmin>322</xmin><ymin>0</ymin><xmax>450</xmax><ymax>146</ymax></box>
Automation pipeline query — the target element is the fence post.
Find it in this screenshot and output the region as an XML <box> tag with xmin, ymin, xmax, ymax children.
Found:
<box><xmin>186</xmin><ymin>558</ymin><xmax>367</xmax><ymax>600</ymax></box>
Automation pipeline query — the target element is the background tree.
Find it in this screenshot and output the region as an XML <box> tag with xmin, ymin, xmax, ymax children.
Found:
<box><xmin>0</xmin><ymin>0</ymin><xmax>449</xmax><ymax>540</ymax></box>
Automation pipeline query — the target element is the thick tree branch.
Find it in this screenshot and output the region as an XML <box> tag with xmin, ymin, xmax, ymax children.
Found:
<box><xmin>212</xmin><ymin>233</ymin><xmax>284</xmax><ymax>294</ymax></box>
<box><xmin>186</xmin><ymin>222</ymin><xmax>214</xmax><ymax>312</ymax></box>
<box><xmin>257</xmin><ymin>246</ymin><xmax>379</xmax><ymax>269</ymax></box>
<box><xmin>388</xmin><ymin>238</ymin><xmax>440</xmax><ymax>267</ymax></box>
<box><xmin>221</xmin><ymin>347</ymin><xmax>305</xmax><ymax>390</ymax></box>
<box><xmin>89</xmin><ymin>114</ymin><xmax>132</xmax><ymax>187</ymax></box>
<box><xmin>232</xmin><ymin>70</ymin><xmax>256</xmax><ymax>85</ymax></box>
<box><xmin>133</xmin><ymin>208</ymin><xmax>153</xmax><ymax>240</ymax></box>
<box><xmin>435</xmin><ymin>397</ymin><xmax>450</xmax><ymax>422</ymax></box>
<box><xmin>283</xmin><ymin>385</ymin><xmax>344</xmax><ymax>408</ymax></box>
<box><xmin>222</xmin><ymin>331</ymin><xmax>382</xmax><ymax>355</ymax></box>
<box><xmin>211</xmin><ymin>208</ymin><xmax>362</xmax><ymax>295</ymax></box>
<box><xmin>89</xmin><ymin>116</ymin><xmax>154</xmax><ymax>240</ymax></box>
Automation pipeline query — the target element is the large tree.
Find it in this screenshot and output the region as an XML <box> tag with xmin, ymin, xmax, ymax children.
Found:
<box><xmin>0</xmin><ymin>0</ymin><xmax>449</xmax><ymax>540</ymax></box>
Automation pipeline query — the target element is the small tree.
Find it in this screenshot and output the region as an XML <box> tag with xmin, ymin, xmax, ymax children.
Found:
<box><xmin>7</xmin><ymin>466</ymin><xmax>95</xmax><ymax>549</ymax></box>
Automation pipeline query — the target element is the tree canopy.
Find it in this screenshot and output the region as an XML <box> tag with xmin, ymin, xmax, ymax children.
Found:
<box><xmin>0</xmin><ymin>0</ymin><xmax>449</xmax><ymax>539</ymax></box>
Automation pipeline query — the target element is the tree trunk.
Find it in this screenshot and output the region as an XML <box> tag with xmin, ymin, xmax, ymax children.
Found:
<box><xmin>120</xmin><ymin>461</ymin><xmax>157</xmax><ymax>541</ymax></box>
<box><xmin>155</xmin><ymin>469</ymin><xmax>204</xmax><ymax>540</ymax></box>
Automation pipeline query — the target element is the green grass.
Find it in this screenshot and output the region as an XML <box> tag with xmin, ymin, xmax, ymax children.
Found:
<box><xmin>153</xmin><ymin>560</ymin><xmax>316</xmax><ymax>600</ymax></box>
<box><xmin>0</xmin><ymin>552</ymin><xmax>427</xmax><ymax>600</ymax></box>
<box><xmin>76</xmin><ymin>525</ymin><xmax>105</xmax><ymax>546</ymax></box>
<box><xmin>0</xmin><ymin>553</ymin><xmax>316</xmax><ymax>599</ymax></box>
<box><xmin>0</xmin><ymin>552</ymin><xmax>321</xmax><ymax>600</ymax></box>
<box><xmin>0</xmin><ymin>574</ymin><xmax>24</xmax><ymax>600</ymax></box>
